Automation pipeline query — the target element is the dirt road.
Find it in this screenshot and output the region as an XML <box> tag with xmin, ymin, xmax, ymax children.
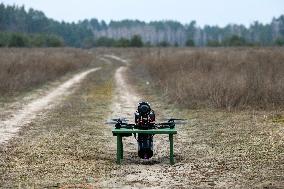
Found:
<box><xmin>97</xmin><ymin>57</ymin><xmax>193</xmax><ymax>188</ymax></box>
<box><xmin>0</xmin><ymin>67</ymin><xmax>100</xmax><ymax>144</ymax></box>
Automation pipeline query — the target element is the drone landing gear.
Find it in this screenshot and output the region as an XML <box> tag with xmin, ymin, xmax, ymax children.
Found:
<box><xmin>138</xmin><ymin>134</ymin><xmax>153</xmax><ymax>159</ymax></box>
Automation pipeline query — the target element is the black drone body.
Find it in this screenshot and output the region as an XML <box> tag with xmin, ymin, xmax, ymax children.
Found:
<box><xmin>108</xmin><ymin>101</ymin><xmax>185</xmax><ymax>160</ymax></box>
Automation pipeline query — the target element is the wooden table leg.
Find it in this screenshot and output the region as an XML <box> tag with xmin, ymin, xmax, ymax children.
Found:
<box><xmin>169</xmin><ymin>134</ymin><xmax>174</xmax><ymax>165</ymax></box>
<box><xmin>120</xmin><ymin>136</ymin><xmax>123</xmax><ymax>159</ymax></box>
<box><xmin>117</xmin><ymin>134</ymin><xmax>122</xmax><ymax>164</ymax></box>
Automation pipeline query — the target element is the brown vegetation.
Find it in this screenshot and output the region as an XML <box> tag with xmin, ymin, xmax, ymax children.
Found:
<box><xmin>130</xmin><ymin>48</ymin><xmax>284</xmax><ymax>109</ymax></box>
<box><xmin>0</xmin><ymin>63</ymin><xmax>116</xmax><ymax>188</ymax></box>
<box><xmin>0</xmin><ymin>48</ymin><xmax>94</xmax><ymax>96</ymax></box>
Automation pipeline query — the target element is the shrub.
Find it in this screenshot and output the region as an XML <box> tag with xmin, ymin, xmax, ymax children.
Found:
<box><xmin>8</xmin><ymin>33</ymin><xmax>29</xmax><ymax>47</ymax></box>
<box><xmin>130</xmin><ymin>35</ymin><xmax>143</xmax><ymax>47</ymax></box>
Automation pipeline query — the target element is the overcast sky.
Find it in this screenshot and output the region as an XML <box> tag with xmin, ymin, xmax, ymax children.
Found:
<box><xmin>2</xmin><ymin>0</ymin><xmax>284</xmax><ymax>27</ymax></box>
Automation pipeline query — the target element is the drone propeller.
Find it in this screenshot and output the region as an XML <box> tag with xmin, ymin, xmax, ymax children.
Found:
<box><xmin>111</xmin><ymin>118</ymin><xmax>129</xmax><ymax>122</ymax></box>
<box><xmin>155</xmin><ymin>122</ymin><xmax>175</xmax><ymax>126</ymax></box>
<box><xmin>155</xmin><ymin>122</ymin><xmax>176</xmax><ymax>129</ymax></box>
<box><xmin>160</xmin><ymin>118</ymin><xmax>186</xmax><ymax>121</ymax></box>
<box><xmin>159</xmin><ymin>118</ymin><xmax>187</xmax><ymax>124</ymax></box>
<box><xmin>105</xmin><ymin>118</ymin><xmax>129</xmax><ymax>125</ymax></box>
<box><xmin>105</xmin><ymin>121</ymin><xmax>129</xmax><ymax>125</ymax></box>
<box><xmin>171</xmin><ymin>118</ymin><xmax>186</xmax><ymax>121</ymax></box>
<box><xmin>155</xmin><ymin>118</ymin><xmax>187</xmax><ymax>129</ymax></box>
<box><xmin>105</xmin><ymin>117</ymin><xmax>136</xmax><ymax>129</ymax></box>
<box><xmin>106</xmin><ymin>118</ymin><xmax>128</xmax><ymax>122</ymax></box>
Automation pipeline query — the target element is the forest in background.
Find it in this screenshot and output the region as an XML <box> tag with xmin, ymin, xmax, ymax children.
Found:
<box><xmin>1</xmin><ymin>3</ymin><xmax>284</xmax><ymax>47</ymax></box>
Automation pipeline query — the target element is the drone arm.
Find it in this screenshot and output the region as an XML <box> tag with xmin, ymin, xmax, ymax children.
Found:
<box><xmin>155</xmin><ymin>122</ymin><xmax>175</xmax><ymax>129</ymax></box>
<box><xmin>117</xmin><ymin>123</ymin><xmax>135</xmax><ymax>129</ymax></box>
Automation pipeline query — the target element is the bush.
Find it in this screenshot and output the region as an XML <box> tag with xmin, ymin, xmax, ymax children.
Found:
<box><xmin>95</xmin><ymin>37</ymin><xmax>116</xmax><ymax>47</ymax></box>
<box><xmin>185</xmin><ymin>39</ymin><xmax>195</xmax><ymax>47</ymax></box>
<box><xmin>115</xmin><ymin>38</ymin><xmax>130</xmax><ymax>47</ymax></box>
<box><xmin>31</xmin><ymin>34</ymin><xmax>46</xmax><ymax>47</ymax></box>
<box><xmin>223</xmin><ymin>35</ymin><xmax>248</xmax><ymax>46</ymax></box>
<box><xmin>274</xmin><ymin>38</ymin><xmax>284</xmax><ymax>46</ymax></box>
<box><xmin>46</xmin><ymin>35</ymin><xmax>64</xmax><ymax>47</ymax></box>
<box><xmin>130</xmin><ymin>35</ymin><xmax>143</xmax><ymax>47</ymax></box>
<box><xmin>0</xmin><ymin>32</ymin><xmax>10</xmax><ymax>47</ymax></box>
<box><xmin>8</xmin><ymin>33</ymin><xmax>29</xmax><ymax>47</ymax></box>
<box><xmin>0</xmin><ymin>32</ymin><xmax>64</xmax><ymax>47</ymax></box>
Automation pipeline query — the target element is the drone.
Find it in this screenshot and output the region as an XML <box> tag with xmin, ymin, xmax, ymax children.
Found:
<box><xmin>107</xmin><ymin>101</ymin><xmax>186</xmax><ymax>160</ymax></box>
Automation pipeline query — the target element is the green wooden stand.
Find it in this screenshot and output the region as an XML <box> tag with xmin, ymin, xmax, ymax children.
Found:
<box><xmin>112</xmin><ymin>128</ymin><xmax>177</xmax><ymax>165</ymax></box>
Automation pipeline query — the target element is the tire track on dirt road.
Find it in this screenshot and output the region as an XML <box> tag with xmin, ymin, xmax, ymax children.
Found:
<box><xmin>98</xmin><ymin>55</ymin><xmax>191</xmax><ymax>189</ymax></box>
<box><xmin>0</xmin><ymin>67</ymin><xmax>101</xmax><ymax>144</ymax></box>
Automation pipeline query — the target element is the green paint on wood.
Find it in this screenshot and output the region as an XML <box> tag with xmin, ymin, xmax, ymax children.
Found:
<box><xmin>116</xmin><ymin>135</ymin><xmax>122</xmax><ymax>164</ymax></box>
<box><xmin>169</xmin><ymin>134</ymin><xmax>174</xmax><ymax>165</ymax></box>
<box><xmin>113</xmin><ymin>128</ymin><xmax>177</xmax><ymax>165</ymax></box>
<box><xmin>112</xmin><ymin>128</ymin><xmax>177</xmax><ymax>134</ymax></box>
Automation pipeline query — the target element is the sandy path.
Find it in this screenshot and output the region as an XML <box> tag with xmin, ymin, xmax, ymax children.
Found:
<box><xmin>99</xmin><ymin>55</ymin><xmax>189</xmax><ymax>189</ymax></box>
<box><xmin>104</xmin><ymin>54</ymin><xmax>129</xmax><ymax>64</ymax></box>
<box><xmin>111</xmin><ymin>66</ymin><xmax>141</xmax><ymax>119</ymax></box>
<box><xmin>0</xmin><ymin>67</ymin><xmax>101</xmax><ymax>144</ymax></box>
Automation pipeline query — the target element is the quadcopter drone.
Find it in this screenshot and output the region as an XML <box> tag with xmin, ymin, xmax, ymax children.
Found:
<box><xmin>107</xmin><ymin>101</ymin><xmax>185</xmax><ymax>160</ymax></box>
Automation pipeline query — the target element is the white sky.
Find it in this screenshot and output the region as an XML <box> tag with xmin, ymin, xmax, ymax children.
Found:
<box><xmin>1</xmin><ymin>0</ymin><xmax>284</xmax><ymax>27</ymax></box>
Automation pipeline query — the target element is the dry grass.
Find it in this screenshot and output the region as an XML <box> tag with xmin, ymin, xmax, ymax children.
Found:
<box><xmin>126</xmin><ymin>61</ymin><xmax>284</xmax><ymax>188</ymax></box>
<box><xmin>0</xmin><ymin>49</ymin><xmax>283</xmax><ymax>188</ymax></box>
<box><xmin>0</xmin><ymin>48</ymin><xmax>94</xmax><ymax>96</ymax></box>
<box><xmin>0</xmin><ymin>63</ymin><xmax>118</xmax><ymax>188</ymax></box>
<box><xmin>129</xmin><ymin>47</ymin><xmax>284</xmax><ymax>109</ymax></box>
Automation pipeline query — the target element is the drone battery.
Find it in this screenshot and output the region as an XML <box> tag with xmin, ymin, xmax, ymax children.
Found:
<box><xmin>137</xmin><ymin>134</ymin><xmax>153</xmax><ymax>159</ymax></box>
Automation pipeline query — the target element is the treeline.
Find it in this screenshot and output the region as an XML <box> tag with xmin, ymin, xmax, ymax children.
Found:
<box><xmin>94</xmin><ymin>35</ymin><xmax>143</xmax><ymax>47</ymax></box>
<box><xmin>95</xmin><ymin>35</ymin><xmax>284</xmax><ymax>47</ymax></box>
<box><xmin>1</xmin><ymin>3</ymin><xmax>284</xmax><ymax>47</ymax></box>
<box><xmin>0</xmin><ymin>32</ymin><xmax>63</xmax><ymax>47</ymax></box>
<box><xmin>207</xmin><ymin>35</ymin><xmax>284</xmax><ymax>47</ymax></box>
<box><xmin>94</xmin><ymin>35</ymin><xmax>179</xmax><ymax>47</ymax></box>
<box><xmin>0</xmin><ymin>3</ymin><xmax>93</xmax><ymax>47</ymax></box>
<box><xmin>93</xmin><ymin>19</ymin><xmax>284</xmax><ymax>47</ymax></box>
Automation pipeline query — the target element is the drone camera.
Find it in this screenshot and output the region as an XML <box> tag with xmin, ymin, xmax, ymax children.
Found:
<box><xmin>137</xmin><ymin>102</ymin><xmax>151</xmax><ymax>116</ymax></box>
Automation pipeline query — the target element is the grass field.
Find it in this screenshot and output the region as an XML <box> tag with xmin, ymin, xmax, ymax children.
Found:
<box><xmin>129</xmin><ymin>47</ymin><xmax>284</xmax><ymax>110</ymax></box>
<box><xmin>0</xmin><ymin>47</ymin><xmax>283</xmax><ymax>188</ymax></box>
<box><xmin>126</xmin><ymin>49</ymin><xmax>284</xmax><ymax>187</ymax></box>
<box><xmin>127</xmin><ymin>79</ymin><xmax>284</xmax><ymax>188</ymax></box>
<box><xmin>0</xmin><ymin>48</ymin><xmax>95</xmax><ymax>97</ymax></box>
